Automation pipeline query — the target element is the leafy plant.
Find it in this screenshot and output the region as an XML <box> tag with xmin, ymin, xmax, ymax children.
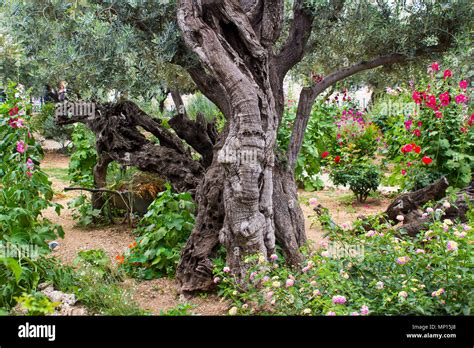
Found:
<box><xmin>160</xmin><ymin>303</ymin><xmax>196</xmax><ymax>316</ymax></box>
<box><xmin>121</xmin><ymin>184</ymin><xmax>195</xmax><ymax>279</ymax></box>
<box><xmin>214</xmin><ymin>202</ymin><xmax>473</xmax><ymax>316</ymax></box>
<box><xmin>14</xmin><ymin>292</ymin><xmax>60</xmax><ymax>316</ymax></box>
<box><xmin>330</xmin><ymin>163</ymin><xmax>381</xmax><ymax>202</ymax></box>
<box><xmin>277</xmin><ymin>98</ymin><xmax>336</xmax><ymax>191</ymax></box>
<box><xmin>382</xmin><ymin>63</ymin><xmax>474</xmax><ymax>190</ymax></box>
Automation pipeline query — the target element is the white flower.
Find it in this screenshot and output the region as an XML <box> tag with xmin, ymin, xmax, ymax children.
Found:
<box><xmin>426</xmin><ymin>207</ymin><xmax>434</xmax><ymax>213</ymax></box>
<box><xmin>228</xmin><ymin>307</ymin><xmax>238</xmax><ymax>316</ymax></box>
<box><xmin>396</xmin><ymin>215</ymin><xmax>405</xmax><ymax>222</ymax></box>
<box><xmin>443</xmin><ymin>219</ymin><xmax>453</xmax><ymax>226</ymax></box>
<box><xmin>303</xmin><ymin>308</ymin><xmax>312</xmax><ymax>315</ymax></box>
<box><xmin>375</xmin><ymin>281</ymin><xmax>384</xmax><ymax>290</ymax></box>
<box><xmin>442</xmin><ymin>201</ymin><xmax>451</xmax><ymax>209</ymax></box>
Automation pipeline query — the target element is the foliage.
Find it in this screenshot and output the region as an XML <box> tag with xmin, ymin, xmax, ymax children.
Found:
<box><xmin>68</xmin><ymin>123</ymin><xmax>97</xmax><ymax>188</ymax></box>
<box><xmin>382</xmin><ymin>64</ymin><xmax>473</xmax><ymax>190</ymax></box>
<box><xmin>121</xmin><ymin>184</ymin><xmax>195</xmax><ymax>279</ymax></box>
<box><xmin>30</xmin><ymin>102</ymin><xmax>73</xmax><ymax>151</ymax></box>
<box><xmin>214</xmin><ymin>202</ymin><xmax>473</xmax><ymax>316</ymax></box>
<box><xmin>14</xmin><ymin>292</ymin><xmax>60</xmax><ymax>316</ymax></box>
<box><xmin>160</xmin><ymin>303</ymin><xmax>196</xmax><ymax>316</ymax></box>
<box><xmin>67</xmin><ymin>194</ymin><xmax>102</xmax><ymax>227</ymax></box>
<box><xmin>329</xmin><ymin>163</ymin><xmax>381</xmax><ymax>203</ymax></box>
<box><xmin>0</xmin><ymin>83</ymin><xmax>64</xmax><ymax>252</ymax></box>
<box><xmin>277</xmin><ymin>98</ymin><xmax>336</xmax><ymax>191</ymax></box>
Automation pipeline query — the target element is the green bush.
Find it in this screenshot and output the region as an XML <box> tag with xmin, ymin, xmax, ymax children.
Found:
<box><xmin>330</xmin><ymin>163</ymin><xmax>381</xmax><ymax>202</ymax></box>
<box><xmin>121</xmin><ymin>184</ymin><xmax>195</xmax><ymax>279</ymax></box>
<box><xmin>214</xmin><ymin>202</ymin><xmax>473</xmax><ymax>316</ymax></box>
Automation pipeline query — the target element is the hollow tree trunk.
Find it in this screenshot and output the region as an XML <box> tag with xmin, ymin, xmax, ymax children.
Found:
<box><xmin>176</xmin><ymin>0</ymin><xmax>306</xmax><ymax>291</ymax></box>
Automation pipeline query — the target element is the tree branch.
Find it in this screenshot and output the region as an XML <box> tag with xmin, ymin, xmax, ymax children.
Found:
<box><xmin>274</xmin><ymin>0</ymin><xmax>314</xmax><ymax>79</ymax></box>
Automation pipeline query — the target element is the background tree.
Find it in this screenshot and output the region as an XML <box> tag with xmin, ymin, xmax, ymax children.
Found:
<box><xmin>2</xmin><ymin>0</ymin><xmax>472</xmax><ymax>292</ymax></box>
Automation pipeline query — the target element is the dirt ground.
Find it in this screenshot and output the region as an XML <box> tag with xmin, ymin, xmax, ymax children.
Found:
<box><xmin>40</xmin><ymin>152</ymin><xmax>391</xmax><ymax>315</ymax></box>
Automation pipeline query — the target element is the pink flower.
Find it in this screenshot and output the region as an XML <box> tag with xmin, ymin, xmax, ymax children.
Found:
<box><xmin>439</xmin><ymin>92</ymin><xmax>450</xmax><ymax>106</ymax></box>
<box><xmin>431</xmin><ymin>62</ymin><xmax>439</xmax><ymax>71</ymax></box>
<box><xmin>415</xmin><ymin>249</ymin><xmax>425</xmax><ymax>254</ymax></box>
<box><xmin>360</xmin><ymin>305</ymin><xmax>369</xmax><ymax>315</ymax></box>
<box><xmin>26</xmin><ymin>158</ymin><xmax>34</xmax><ymax>170</ymax></box>
<box><xmin>435</xmin><ymin>111</ymin><xmax>443</xmax><ymax>119</ymax></box>
<box><xmin>270</xmin><ymin>254</ymin><xmax>278</xmax><ymax>261</ymax></box>
<box><xmin>286</xmin><ymin>279</ymin><xmax>295</xmax><ymax>287</ymax></box>
<box><xmin>326</xmin><ymin>311</ymin><xmax>336</xmax><ymax>316</ymax></box>
<box><xmin>396</xmin><ymin>256</ymin><xmax>410</xmax><ymax>265</ymax></box>
<box><xmin>16</xmin><ymin>141</ymin><xmax>26</xmax><ymax>154</ymax></box>
<box><xmin>459</xmin><ymin>80</ymin><xmax>468</xmax><ymax>89</ymax></box>
<box><xmin>332</xmin><ymin>295</ymin><xmax>347</xmax><ymax>305</ymax></box>
<box><xmin>443</xmin><ymin>69</ymin><xmax>452</xmax><ymax>79</ymax></box>
<box><xmin>308</xmin><ymin>198</ymin><xmax>318</xmax><ymax>206</ymax></box>
<box><xmin>398</xmin><ymin>291</ymin><xmax>408</xmax><ymax>298</ymax></box>
<box><xmin>223</xmin><ymin>266</ymin><xmax>231</xmax><ymax>273</ymax></box>
<box><xmin>431</xmin><ymin>288</ymin><xmax>445</xmax><ymax>297</ymax></box>
<box><xmin>213</xmin><ymin>277</ymin><xmax>220</xmax><ymax>284</ymax></box>
<box><xmin>446</xmin><ymin>240</ymin><xmax>458</xmax><ymax>251</ymax></box>
<box><xmin>365</xmin><ymin>230</ymin><xmax>376</xmax><ymax>237</ymax></box>
<box><xmin>404</xmin><ymin>119</ymin><xmax>412</xmax><ymax>130</ymax></box>
<box><xmin>455</xmin><ymin>94</ymin><xmax>468</xmax><ymax>104</ymax></box>
<box><xmin>350</xmin><ymin>312</ymin><xmax>360</xmax><ymax>316</ymax></box>
<box><xmin>413</xmin><ymin>129</ymin><xmax>421</xmax><ymax>137</ymax></box>
<box><xmin>26</xmin><ymin>171</ymin><xmax>33</xmax><ymax>178</ymax></box>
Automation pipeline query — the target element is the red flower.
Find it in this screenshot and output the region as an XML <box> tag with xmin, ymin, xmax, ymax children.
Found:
<box><xmin>407</xmin><ymin>162</ymin><xmax>412</xmax><ymax>167</ymax></box>
<box><xmin>443</xmin><ymin>69</ymin><xmax>452</xmax><ymax>79</ymax></box>
<box><xmin>412</xmin><ymin>91</ymin><xmax>422</xmax><ymax>104</ymax></box>
<box><xmin>334</xmin><ymin>156</ymin><xmax>341</xmax><ymax>164</ymax></box>
<box><xmin>321</xmin><ymin>151</ymin><xmax>329</xmax><ymax>159</ymax></box>
<box><xmin>414</xmin><ymin>145</ymin><xmax>421</xmax><ymax>154</ymax></box>
<box><xmin>417</xmin><ymin>121</ymin><xmax>423</xmax><ymax>127</ymax></box>
<box><xmin>422</xmin><ymin>156</ymin><xmax>433</xmax><ymax>165</ymax></box>
<box><xmin>401</xmin><ymin>144</ymin><xmax>413</xmax><ymax>153</ymax></box>
<box><xmin>439</xmin><ymin>92</ymin><xmax>450</xmax><ymax>106</ymax></box>
<box><xmin>413</xmin><ymin>129</ymin><xmax>421</xmax><ymax>137</ymax></box>
<box><xmin>425</xmin><ymin>94</ymin><xmax>437</xmax><ymax>109</ymax></box>
<box><xmin>461</xmin><ymin>127</ymin><xmax>467</xmax><ymax>133</ymax></box>
<box><xmin>435</xmin><ymin>111</ymin><xmax>443</xmax><ymax>119</ymax></box>
<box><xmin>9</xmin><ymin>106</ymin><xmax>19</xmax><ymax>116</ymax></box>
<box><xmin>431</xmin><ymin>62</ymin><xmax>439</xmax><ymax>71</ymax></box>
<box><xmin>401</xmin><ymin>169</ymin><xmax>407</xmax><ymax>176</ymax></box>
<box><xmin>459</xmin><ymin>80</ymin><xmax>468</xmax><ymax>89</ymax></box>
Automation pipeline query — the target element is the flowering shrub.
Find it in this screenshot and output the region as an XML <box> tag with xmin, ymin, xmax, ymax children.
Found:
<box><xmin>214</xmin><ymin>202</ymin><xmax>473</xmax><ymax>316</ymax></box>
<box><xmin>322</xmin><ymin>107</ymin><xmax>382</xmax><ymax>201</ymax></box>
<box><xmin>0</xmin><ymin>83</ymin><xmax>64</xmax><ymax>309</ymax></box>
<box><xmin>383</xmin><ymin>63</ymin><xmax>473</xmax><ymax>190</ymax></box>
<box><xmin>120</xmin><ymin>184</ymin><xmax>195</xmax><ymax>278</ymax></box>
<box><xmin>0</xmin><ymin>83</ymin><xmax>64</xmax><ymax>250</ymax></box>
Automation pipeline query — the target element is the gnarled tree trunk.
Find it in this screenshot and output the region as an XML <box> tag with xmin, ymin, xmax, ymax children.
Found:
<box><xmin>175</xmin><ymin>0</ymin><xmax>307</xmax><ymax>291</ymax></box>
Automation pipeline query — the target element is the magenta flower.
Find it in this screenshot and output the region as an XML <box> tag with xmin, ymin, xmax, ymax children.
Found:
<box><xmin>455</xmin><ymin>94</ymin><xmax>468</xmax><ymax>104</ymax></box>
<box><xmin>270</xmin><ymin>254</ymin><xmax>278</xmax><ymax>261</ymax></box>
<box><xmin>16</xmin><ymin>141</ymin><xmax>26</xmax><ymax>154</ymax></box>
<box><xmin>360</xmin><ymin>305</ymin><xmax>369</xmax><ymax>315</ymax></box>
<box><xmin>459</xmin><ymin>80</ymin><xmax>468</xmax><ymax>89</ymax></box>
<box><xmin>26</xmin><ymin>158</ymin><xmax>34</xmax><ymax>170</ymax></box>
<box><xmin>332</xmin><ymin>295</ymin><xmax>347</xmax><ymax>305</ymax></box>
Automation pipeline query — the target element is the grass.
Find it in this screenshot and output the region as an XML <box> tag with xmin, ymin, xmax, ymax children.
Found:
<box><xmin>42</xmin><ymin>167</ymin><xmax>70</xmax><ymax>183</ymax></box>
